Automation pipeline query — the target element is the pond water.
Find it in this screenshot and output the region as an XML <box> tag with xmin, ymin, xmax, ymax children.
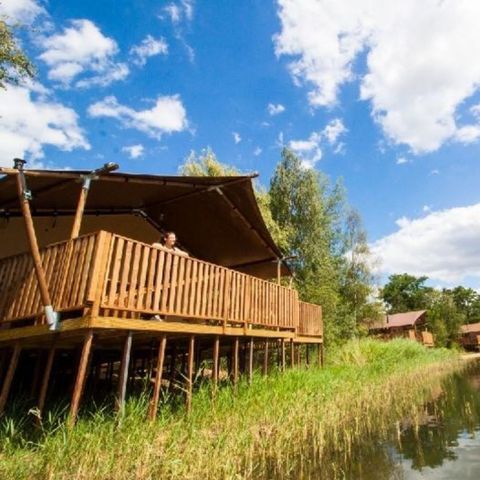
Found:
<box><xmin>329</xmin><ymin>361</ymin><xmax>480</xmax><ymax>479</ymax></box>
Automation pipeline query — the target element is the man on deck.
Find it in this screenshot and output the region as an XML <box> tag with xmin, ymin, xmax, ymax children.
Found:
<box><xmin>152</xmin><ymin>231</ymin><xmax>189</xmax><ymax>257</ymax></box>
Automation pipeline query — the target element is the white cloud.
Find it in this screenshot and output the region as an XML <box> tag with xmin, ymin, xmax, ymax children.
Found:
<box><xmin>422</xmin><ymin>205</ymin><xmax>431</xmax><ymax>213</ymax></box>
<box><xmin>122</xmin><ymin>144</ymin><xmax>144</xmax><ymax>159</ymax></box>
<box><xmin>130</xmin><ymin>35</ymin><xmax>168</xmax><ymax>67</ymax></box>
<box><xmin>430</xmin><ymin>169</ymin><xmax>440</xmax><ymax>176</ymax></box>
<box><xmin>275</xmin><ymin>0</ymin><xmax>480</xmax><ymax>154</ymax></box>
<box><xmin>233</xmin><ymin>132</ymin><xmax>241</xmax><ymax>144</ymax></box>
<box><xmin>396</xmin><ymin>156</ymin><xmax>409</xmax><ymax>165</ymax></box>
<box><xmin>162</xmin><ymin>0</ymin><xmax>194</xmax><ymax>24</ymax></box>
<box><xmin>0</xmin><ymin>0</ymin><xmax>44</xmax><ymax>23</ymax></box>
<box><xmin>0</xmin><ymin>84</ymin><xmax>90</xmax><ymax>165</ymax></box>
<box><xmin>39</xmin><ymin>19</ymin><xmax>129</xmax><ymax>87</ymax></box>
<box><xmin>322</xmin><ymin>118</ymin><xmax>346</xmax><ymax>145</ymax></box>
<box><xmin>372</xmin><ymin>204</ymin><xmax>480</xmax><ymax>283</ymax></box>
<box><xmin>267</xmin><ymin>103</ymin><xmax>285</xmax><ymax>116</ymax></box>
<box><xmin>88</xmin><ymin>95</ymin><xmax>188</xmax><ymax>137</ymax></box>
<box><xmin>289</xmin><ymin>131</ymin><xmax>322</xmax><ymax>168</ymax></box>
<box><xmin>253</xmin><ymin>147</ymin><xmax>262</xmax><ymax>156</ymax></box>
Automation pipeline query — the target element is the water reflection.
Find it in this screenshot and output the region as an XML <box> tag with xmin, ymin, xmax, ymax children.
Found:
<box><xmin>300</xmin><ymin>362</ymin><xmax>480</xmax><ymax>479</ymax></box>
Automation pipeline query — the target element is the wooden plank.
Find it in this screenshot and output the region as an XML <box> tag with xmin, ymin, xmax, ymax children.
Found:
<box><xmin>0</xmin><ymin>342</ymin><xmax>21</xmax><ymax>413</ymax></box>
<box><xmin>194</xmin><ymin>262</ymin><xmax>204</xmax><ymax>317</ymax></box>
<box><xmin>248</xmin><ymin>338</ymin><xmax>254</xmax><ymax>384</ymax></box>
<box><xmin>160</xmin><ymin>252</ymin><xmax>172</xmax><ymax>312</ymax></box>
<box><xmin>37</xmin><ymin>342</ymin><xmax>56</xmax><ymax>421</ymax></box>
<box><xmin>136</xmin><ymin>246</ymin><xmax>150</xmax><ymax>311</ymax></box>
<box><xmin>145</xmin><ymin>248</ymin><xmax>157</xmax><ymax>311</ymax></box>
<box><xmin>90</xmin><ymin>232</ymin><xmax>112</xmax><ymax>317</ymax></box>
<box><xmin>77</xmin><ymin>235</ymin><xmax>96</xmax><ymax>306</ymax></box>
<box><xmin>107</xmin><ymin>237</ymin><xmax>124</xmax><ymax>307</ymax></box>
<box><xmin>168</xmin><ymin>255</ymin><xmax>179</xmax><ymax>313</ymax></box>
<box><xmin>175</xmin><ymin>256</ymin><xmax>186</xmax><ymax>314</ymax></box>
<box><xmin>152</xmin><ymin>250</ymin><xmax>165</xmax><ymax>312</ymax></box>
<box><xmin>181</xmin><ymin>258</ymin><xmax>192</xmax><ymax>316</ymax></box>
<box><xmin>127</xmin><ymin>243</ymin><xmax>143</xmax><ymax>311</ymax></box>
<box><xmin>186</xmin><ymin>335</ymin><xmax>195</xmax><ymax>413</ymax></box>
<box><xmin>116</xmin><ymin>331</ymin><xmax>132</xmax><ymax>413</ymax></box>
<box><xmin>212</xmin><ymin>335</ymin><xmax>219</xmax><ymax>390</ymax></box>
<box><xmin>263</xmin><ymin>340</ymin><xmax>268</xmax><ymax>376</ymax></box>
<box><xmin>68</xmin><ymin>330</ymin><xmax>94</xmax><ymax>426</ymax></box>
<box><xmin>148</xmin><ymin>334</ymin><xmax>167</xmax><ymax>420</ymax></box>
<box><xmin>188</xmin><ymin>260</ymin><xmax>198</xmax><ymax>316</ymax></box>
<box><xmin>232</xmin><ymin>337</ymin><xmax>239</xmax><ymax>385</ymax></box>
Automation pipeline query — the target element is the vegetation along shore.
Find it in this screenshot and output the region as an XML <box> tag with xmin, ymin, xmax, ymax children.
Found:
<box><xmin>0</xmin><ymin>339</ymin><xmax>464</xmax><ymax>480</ymax></box>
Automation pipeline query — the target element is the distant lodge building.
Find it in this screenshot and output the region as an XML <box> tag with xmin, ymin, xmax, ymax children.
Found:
<box><xmin>368</xmin><ymin>310</ymin><xmax>434</xmax><ymax>347</ymax></box>
<box><xmin>460</xmin><ymin>322</ymin><xmax>480</xmax><ymax>351</ymax></box>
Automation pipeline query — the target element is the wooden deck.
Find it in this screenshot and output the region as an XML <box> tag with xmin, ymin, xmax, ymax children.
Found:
<box><xmin>0</xmin><ymin>230</ymin><xmax>323</xmax><ymax>421</ymax></box>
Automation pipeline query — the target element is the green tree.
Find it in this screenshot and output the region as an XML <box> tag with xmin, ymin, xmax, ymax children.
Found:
<box><xmin>427</xmin><ymin>290</ymin><xmax>464</xmax><ymax>347</ymax></box>
<box><xmin>381</xmin><ymin>274</ymin><xmax>432</xmax><ymax>313</ymax></box>
<box><xmin>0</xmin><ymin>19</ymin><xmax>35</xmax><ymax>89</ymax></box>
<box><xmin>269</xmin><ymin>148</ymin><xmax>342</xmax><ymax>341</ymax></box>
<box><xmin>449</xmin><ymin>286</ymin><xmax>480</xmax><ymax>324</ymax></box>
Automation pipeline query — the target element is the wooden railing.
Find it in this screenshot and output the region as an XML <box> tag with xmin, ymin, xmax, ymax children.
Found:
<box><xmin>298</xmin><ymin>301</ymin><xmax>323</xmax><ymax>336</ymax></box>
<box><xmin>0</xmin><ymin>232</ymin><xmax>100</xmax><ymax>323</ymax></box>
<box><xmin>0</xmin><ymin>231</ymin><xmax>324</xmax><ymax>338</ymax></box>
<box><xmin>98</xmin><ymin>233</ymin><xmax>299</xmax><ymax>329</ymax></box>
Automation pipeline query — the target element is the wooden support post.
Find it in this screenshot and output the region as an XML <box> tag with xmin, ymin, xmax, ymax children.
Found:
<box><xmin>263</xmin><ymin>340</ymin><xmax>269</xmax><ymax>376</ymax></box>
<box><xmin>69</xmin><ymin>330</ymin><xmax>93</xmax><ymax>426</ymax></box>
<box><xmin>320</xmin><ymin>343</ymin><xmax>324</xmax><ymax>367</ymax></box>
<box><xmin>232</xmin><ymin>337</ymin><xmax>239</xmax><ymax>385</ymax></box>
<box><xmin>149</xmin><ymin>334</ymin><xmax>167</xmax><ymax>420</ymax></box>
<box><xmin>116</xmin><ymin>331</ymin><xmax>133</xmax><ymax>413</ymax></box>
<box><xmin>186</xmin><ymin>335</ymin><xmax>195</xmax><ymax>413</ymax></box>
<box><xmin>281</xmin><ymin>339</ymin><xmax>286</xmax><ymax>371</ymax></box>
<box><xmin>0</xmin><ymin>343</ymin><xmax>22</xmax><ymax>414</ymax></box>
<box><xmin>297</xmin><ymin>345</ymin><xmax>301</xmax><ymax>366</ymax></box>
<box><xmin>37</xmin><ymin>343</ymin><xmax>56</xmax><ymax>421</ymax></box>
<box><xmin>14</xmin><ymin>161</ymin><xmax>57</xmax><ymax>328</ymax></box>
<box><xmin>290</xmin><ymin>340</ymin><xmax>295</xmax><ymax>368</ymax></box>
<box><xmin>248</xmin><ymin>338</ymin><xmax>254</xmax><ymax>385</ymax></box>
<box><xmin>212</xmin><ymin>336</ymin><xmax>220</xmax><ymax>389</ymax></box>
<box><xmin>306</xmin><ymin>345</ymin><xmax>310</xmax><ymax>367</ymax></box>
<box><xmin>70</xmin><ymin>185</ymin><xmax>89</xmax><ymax>239</ymax></box>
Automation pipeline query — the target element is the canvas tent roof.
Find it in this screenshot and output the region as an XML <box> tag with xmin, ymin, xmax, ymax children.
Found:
<box><xmin>460</xmin><ymin>322</ymin><xmax>480</xmax><ymax>334</ymax></box>
<box><xmin>369</xmin><ymin>310</ymin><xmax>427</xmax><ymax>330</ymax></box>
<box><xmin>0</xmin><ymin>168</ymin><xmax>288</xmax><ymax>279</ymax></box>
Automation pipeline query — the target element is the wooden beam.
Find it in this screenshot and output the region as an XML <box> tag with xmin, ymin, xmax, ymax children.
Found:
<box><xmin>263</xmin><ymin>340</ymin><xmax>268</xmax><ymax>376</ymax></box>
<box><xmin>0</xmin><ymin>342</ymin><xmax>22</xmax><ymax>413</ymax></box>
<box><xmin>116</xmin><ymin>331</ymin><xmax>132</xmax><ymax>414</ymax></box>
<box><xmin>69</xmin><ymin>330</ymin><xmax>93</xmax><ymax>426</ymax></box>
<box><xmin>232</xmin><ymin>338</ymin><xmax>239</xmax><ymax>385</ymax></box>
<box><xmin>186</xmin><ymin>335</ymin><xmax>195</xmax><ymax>414</ymax></box>
<box><xmin>212</xmin><ymin>335</ymin><xmax>220</xmax><ymax>390</ymax></box>
<box><xmin>149</xmin><ymin>334</ymin><xmax>167</xmax><ymax>420</ymax></box>
<box><xmin>281</xmin><ymin>339</ymin><xmax>286</xmax><ymax>371</ymax></box>
<box><xmin>70</xmin><ymin>185</ymin><xmax>88</xmax><ymax>239</ymax></box>
<box><xmin>248</xmin><ymin>338</ymin><xmax>254</xmax><ymax>385</ymax></box>
<box><xmin>37</xmin><ymin>342</ymin><xmax>56</xmax><ymax>421</ymax></box>
<box><xmin>290</xmin><ymin>339</ymin><xmax>295</xmax><ymax>368</ymax></box>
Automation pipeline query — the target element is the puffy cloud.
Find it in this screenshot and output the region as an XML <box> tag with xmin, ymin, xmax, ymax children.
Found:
<box><xmin>0</xmin><ymin>0</ymin><xmax>44</xmax><ymax>23</ymax></box>
<box><xmin>122</xmin><ymin>144</ymin><xmax>144</xmax><ymax>159</ymax></box>
<box><xmin>39</xmin><ymin>19</ymin><xmax>129</xmax><ymax>87</ymax></box>
<box><xmin>275</xmin><ymin>0</ymin><xmax>480</xmax><ymax>153</ymax></box>
<box><xmin>233</xmin><ymin>132</ymin><xmax>241</xmax><ymax>144</ymax></box>
<box><xmin>0</xmin><ymin>84</ymin><xmax>90</xmax><ymax>165</ymax></box>
<box><xmin>371</xmin><ymin>204</ymin><xmax>480</xmax><ymax>283</ymax></box>
<box><xmin>130</xmin><ymin>35</ymin><xmax>168</xmax><ymax>67</ymax></box>
<box><xmin>253</xmin><ymin>147</ymin><xmax>262</xmax><ymax>156</ymax></box>
<box><xmin>267</xmin><ymin>103</ymin><xmax>285</xmax><ymax>116</ymax></box>
<box><xmin>288</xmin><ymin>117</ymin><xmax>346</xmax><ymax>168</ymax></box>
<box><xmin>88</xmin><ymin>95</ymin><xmax>188</xmax><ymax>137</ymax></box>
<box><xmin>162</xmin><ymin>0</ymin><xmax>194</xmax><ymax>24</ymax></box>
<box><xmin>396</xmin><ymin>157</ymin><xmax>410</xmax><ymax>165</ymax></box>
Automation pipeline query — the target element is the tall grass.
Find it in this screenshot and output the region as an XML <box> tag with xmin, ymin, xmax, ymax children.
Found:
<box><xmin>0</xmin><ymin>339</ymin><xmax>461</xmax><ymax>479</ymax></box>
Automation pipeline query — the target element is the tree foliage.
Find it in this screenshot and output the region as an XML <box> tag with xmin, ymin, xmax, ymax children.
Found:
<box><xmin>0</xmin><ymin>19</ymin><xmax>35</xmax><ymax>89</ymax></box>
<box><xmin>381</xmin><ymin>274</ymin><xmax>432</xmax><ymax>313</ymax></box>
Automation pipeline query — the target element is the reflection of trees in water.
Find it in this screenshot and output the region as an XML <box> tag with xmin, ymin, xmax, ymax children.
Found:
<box><xmin>398</xmin><ymin>365</ymin><xmax>480</xmax><ymax>470</ymax></box>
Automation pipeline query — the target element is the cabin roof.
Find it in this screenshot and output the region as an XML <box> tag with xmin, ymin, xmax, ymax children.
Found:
<box><xmin>460</xmin><ymin>322</ymin><xmax>480</xmax><ymax>334</ymax></box>
<box><xmin>0</xmin><ymin>168</ymin><xmax>288</xmax><ymax>279</ymax></box>
<box><xmin>369</xmin><ymin>310</ymin><xmax>427</xmax><ymax>330</ymax></box>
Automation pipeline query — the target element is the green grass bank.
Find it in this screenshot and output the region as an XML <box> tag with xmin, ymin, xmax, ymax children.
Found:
<box><xmin>0</xmin><ymin>339</ymin><xmax>462</xmax><ymax>479</ymax></box>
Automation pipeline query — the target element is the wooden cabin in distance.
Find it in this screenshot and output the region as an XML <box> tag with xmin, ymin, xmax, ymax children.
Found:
<box><xmin>0</xmin><ymin>161</ymin><xmax>323</xmax><ymax>423</ymax></box>
<box><xmin>368</xmin><ymin>310</ymin><xmax>434</xmax><ymax>347</ymax></box>
<box><xmin>460</xmin><ymin>322</ymin><xmax>480</xmax><ymax>351</ymax></box>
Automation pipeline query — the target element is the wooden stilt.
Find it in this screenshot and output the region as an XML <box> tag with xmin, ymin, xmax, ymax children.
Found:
<box><xmin>320</xmin><ymin>343</ymin><xmax>324</xmax><ymax>367</ymax></box>
<box><xmin>297</xmin><ymin>345</ymin><xmax>301</xmax><ymax>366</ymax></box>
<box><xmin>116</xmin><ymin>331</ymin><xmax>133</xmax><ymax>413</ymax></box>
<box><xmin>0</xmin><ymin>342</ymin><xmax>22</xmax><ymax>414</ymax></box>
<box><xmin>263</xmin><ymin>340</ymin><xmax>269</xmax><ymax>376</ymax></box>
<box><xmin>149</xmin><ymin>335</ymin><xmax>167</xmax><ymax>420</ymax></box>
<box><xmin>233</xmin><ymin>338</ymin><xmax>239</xmax><ymax>385</ymax></box>
<box><xmin>37</xmin><ymin>343</ymin><xmax>56</xmax><ymax>421</ymax></box>
<box><xmin>69</xmin><ymin>330</ymin><xmax>93</xmax><ymax>426</ymax></box>
<box><xmin>306</xmin><ymin>345</ymin><xmax>310</xmax><ymax>367</ymax></box>
<box><xmin>281</xmin><ymin>339</ymin><xmax>286</xmax><ymax>371</ymax></box>
<box><xmin>248</xmin><ymin>338</ymin><xmax>254</xmax><ymax>385</ymax></box>
<box><xmin>212</xmin><ymin>336</ymin><xmax>220</xmax><ymax>389</ymax></box>
<box><xmin>290</xmin><ymin>340</ymin><xmax>294</xmax><ymax>368</ymax></box>
<box><xmin>186</xmin><ymin>335</ymin><xmax>195</xmax><ymax>413</ymax></box>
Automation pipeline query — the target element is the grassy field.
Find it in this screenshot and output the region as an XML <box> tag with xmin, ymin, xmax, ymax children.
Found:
<box><xmin>0</xmin><ymin>339</ymin><xmax>461</xmax><ymax>479</ymax></box>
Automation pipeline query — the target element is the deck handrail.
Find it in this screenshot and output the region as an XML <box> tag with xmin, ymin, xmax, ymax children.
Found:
<box><xmin>0</xmin><ymin>231</ymin><xmax>326</xmax><ymax>337</ymax></box>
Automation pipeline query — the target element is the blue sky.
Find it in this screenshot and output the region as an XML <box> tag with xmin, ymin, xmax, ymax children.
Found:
<box><xmin>2</xmin><ymin>0</ymin><xmax>480</xmax><ymax>287</ymax></box>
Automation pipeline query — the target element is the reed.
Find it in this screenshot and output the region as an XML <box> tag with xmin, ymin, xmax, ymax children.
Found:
<box><xmin>0</xmin><ymin>339</ymin><xmax>461</xmax><ymax>479</ymax></box>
